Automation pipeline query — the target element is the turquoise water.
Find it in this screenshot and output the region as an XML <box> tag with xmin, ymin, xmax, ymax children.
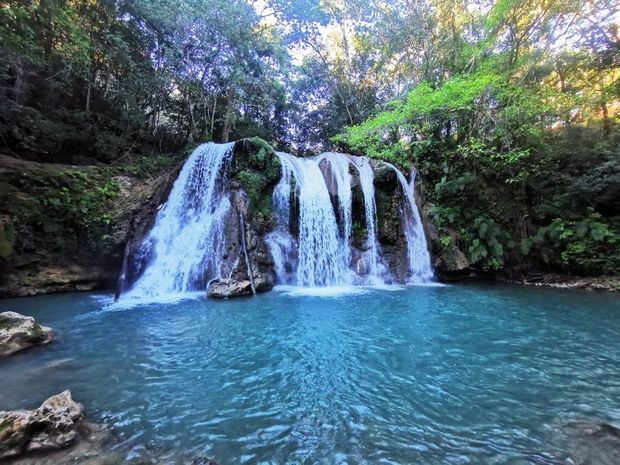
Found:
<box><xmin>1</xmin><ymin>284</ymin><xmax>619</xmax><ymax>464</ymax></box>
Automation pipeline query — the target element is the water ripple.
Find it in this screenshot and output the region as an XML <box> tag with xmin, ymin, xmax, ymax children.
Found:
<box><xmin>0</xmin><ymin>285</ymin><xmax>619</xmax><ymax>464</ymax></box>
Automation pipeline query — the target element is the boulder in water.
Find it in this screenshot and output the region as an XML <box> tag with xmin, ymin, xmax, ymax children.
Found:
<box><xmin>0</xmin><ymin>391</ymin><xmax>84</xmax><ymax>460</ymax></box>
<box><xmin>207</xmin><ymin>279</ymin><xmax>254</xmax><ymax>298</ymax></box>
<box><xmin>0</xmin><ymin>311</ymin><xmax>53</xmax><ymax>356</ymax></box>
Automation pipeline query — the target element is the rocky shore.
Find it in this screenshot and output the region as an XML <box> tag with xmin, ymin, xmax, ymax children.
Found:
<box><xmin>0</xmin><ymin>391</ymin><xmax>220</xmax><ymax>465</ymax></box>
<box><xmin>496</xmin><ymin>273</ymin><xmax>620</xmax><ymax>293</ymax></box>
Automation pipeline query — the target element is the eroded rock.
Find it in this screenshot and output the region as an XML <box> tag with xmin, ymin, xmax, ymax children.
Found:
<box><xmin>433</xmin><ymin>240</ymin><xmax>471</xmax><ymax>280</ymax></box>
<box><xmin>0</xmin><ymin>311</ymin><xmax>53</xmax><ymax>356</ymax></box>
<box><xmin>0</xmin><ymin>391</ymin><xmax>84</xmax><ymax>460</ymax></box>
<box><xmin>207</xmin><ymin>279</ymin><xmax>254</xmax><ymax>298</ymax></box>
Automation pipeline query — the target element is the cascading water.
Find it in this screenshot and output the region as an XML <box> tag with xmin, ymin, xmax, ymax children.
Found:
<box><xmin>265</xmin><ymin>154</ymin><xmax>297</xmax><ymax>285</ymax></box>
<box><xmin>271</xmin><ymin>152</ymin><xmax>352</xmax><ymax>287</ymax></box>
<box><xmin>124</xmin><ymin>142</ymin><xmax>234</xmax><ymax>298</ymax></box>
<box><xmin>352</xmin><ymin>156</ymin><xmax>389</xmax><ymax>284</ymax></box>
<box><xmin>124</xmin><ymin>141</ymin><xmax>432</xmax><ymax>296</ymax></box>
<box><xmin>316</xmin><ymin>152</ymin><xmax>354</xmax><ymax>264</ymax></box>
<box><xmin>383</xmin><ymin>162</ymin><xmax>434</xmax><ymax>283</ymax></box>
<box><xmin>267</xmin><ymin>151</ymin><xmax>432</xmax><ymax>287</ymax></box>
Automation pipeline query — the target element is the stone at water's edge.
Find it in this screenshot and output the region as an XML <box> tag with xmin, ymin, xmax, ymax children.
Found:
<box><xmin>420</xmin><ymin>202</ymin><xmax>471</xmax><ymax>281</ymax></box>
<box><xmin>208</xmin><ymin>279</ymin><xmax>254</xmax><ymax>298</ymax></box>
<box><xmin>0</xmin><ymin>390</ymin><xmax>221</xmax><ymax>464</ymax></box>
<box><xmin>0</xmin><ymin>391</ymin><xmax>84</xmax><ymax>460</ymax></box>
<box><xmin>0</xmin><ymin>311</ymin><xmax>53</xmax><ymax>356</ymax></box>
<box><xmin>206</xmin><ymin>275</ymin><xmax>274</xmax><ymax>298</ymax></box>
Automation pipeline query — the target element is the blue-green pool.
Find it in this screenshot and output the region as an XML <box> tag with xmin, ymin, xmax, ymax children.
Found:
<box><xmin>1</xmin><ymin>284</ymin><xmax>619</xmax><ymax>464</ymax></box>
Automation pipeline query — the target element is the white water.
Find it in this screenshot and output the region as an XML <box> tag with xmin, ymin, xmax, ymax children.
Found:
<box><xmin>124</xmin><ymin>142</ymin><xmax>234</xmax><ymax>298</ymax></box>
<box><xmin>316</xmin><ymin>152</ymin><xmax>354</xmax><ymax>264</ymax></box>
<box><xmin>273</xmin><ymin>152</ymin><xmax>352</xmax><ymax>287</ymax></box>
<box><xmin>124</xmin><ymin>143</ymin><xmax>433</xmax><ymax>295</ymax></box>
<box><xmin>265</xmin><ymin>156</ymin><xmax>297</xmax><ymax>284</ymax></box>
<box><xmin>383</xmin><ymin>162</ymin><xmax>434</xmax><ymax>283</ymax></box>
<box><xmin>352</xmin><ymin>156</ymin><xmax>389</xmax><ymax>284</ymax></box>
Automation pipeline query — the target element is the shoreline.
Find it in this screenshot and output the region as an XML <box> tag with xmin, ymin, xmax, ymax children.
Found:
<box><xmin>0</xmin><ymin>273</ymin><xmax>618</xmax><ymax>301</ymax></box>
<box><xmin>493</xmin><ymin>274</ymin><xmax>620</xmax><ymax>293</ymax></box>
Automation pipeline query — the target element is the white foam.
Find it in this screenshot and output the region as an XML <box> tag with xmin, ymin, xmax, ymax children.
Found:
<box><xmin>405</xmin><ymin>282</ymin><xmax>448</xmax><ymax>288</ymax></box>
<box><xmin>274</xmin><ymin>285</ymin><xmax>369</xmax><ymax>297</ymax></box>
<box><xmin>110</xmin><ymin>292</ymin><xmax>204</xmax><ymax>310</ymax></box>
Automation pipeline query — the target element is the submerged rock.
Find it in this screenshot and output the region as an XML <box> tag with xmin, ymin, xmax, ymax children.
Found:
<box><xmin>0</xmin><ymin>391</ymin><xmax>84</xmax><ymax>460</ymax></box>
<box><xmin>0</xmin><ymin>311</ymin><xmax>53</xmax><ymax>356</ymax></box>
<box><xmin>558</xmin><ymin>420</ymin><xmax>620</xmax><ymax>465</ymax></box>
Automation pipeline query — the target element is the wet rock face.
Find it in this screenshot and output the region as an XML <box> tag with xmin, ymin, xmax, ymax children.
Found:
<box><xmin>0</xmin><ymin>391</ymin><xmax>84</xmax><ymax>460</ymax></box>
<box><xmin>203</xmin><ymin>142</ymin><xmax>280</xmax><ymax>299</ymax></box>
<box><xmin>0</xmin><ymin>311</ymin><xmax>53</xmax><ymax>356</ymax></box>
<box><xmin>210</xmin><ymin>189</ymin><xmax>276</xmax><ymax>299</ymax></box>
<box><xmin>374</xmin><ymin>165</ymin><xmax>410</xmax><ymax>282</ymax></box>
<box><xmin>0</xmin><ymin>265</ymin><xmax>110</xmax><ymax>298</ymax></box>
<box><xmin>207</xmin><ymin>279</ymin><xmax>254</xmax><ymax>298</ymax></box>
<box><xmin>433</xmin><ymin>241</ymin><xmax>470</xmax><ymax>280</ymax></box>
<box><xmin>420</xmin><ymin>202</ymin><xmax>471</xmax><ymax>281</ymax></box>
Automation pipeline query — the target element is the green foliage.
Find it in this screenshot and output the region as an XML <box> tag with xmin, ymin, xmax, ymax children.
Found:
<box><xmin>236</xmin><ymin>170</ymin><xmax>274</xmax><ymax>219</ymax></box>
<box><xmin>233</xmin><ymin>139</ymin><xmax>281</xmax><ymax>220</ymax></box>
<box><xmin>13</xmin><ymin>168</ymin><xmax>121</xmax><ymax>251</ymax></box>
<box><xmin>527</xmin><ymin>213</ymin><xmax>619</xmax><ymax>274</ymax></box>
<box><xmin>0</xmin><ymin>0</ymin><xmax>292</xmax><ymax>162</ymax></box>
<box><xmin>121</xmin><ymin>154</ymin><xmax>180</xmax><ymax>179</ymax></box>
<box><xmin>463</xmin><ymin>216</ymin><xmax>511</xmax><ymax>270</ymax></box>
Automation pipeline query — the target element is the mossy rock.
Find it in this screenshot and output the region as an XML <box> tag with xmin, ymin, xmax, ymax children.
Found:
<box><xmin>231</xmin><ymin>139</ymin><xmax>281</xmax><ymax>221</ymax></box>
<box><xmin>0</xmin><ymin>312</ymin><xmax>53</xmax><ymax>356</ymax></box>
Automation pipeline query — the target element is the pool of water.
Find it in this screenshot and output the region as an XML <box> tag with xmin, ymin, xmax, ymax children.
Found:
<box><xmin>1</xmin><ymin>284</ymin><xmax>619</xmax><ymax>464</ymax></box>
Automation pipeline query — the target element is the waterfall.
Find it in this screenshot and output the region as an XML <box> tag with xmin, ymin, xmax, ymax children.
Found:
<box><xmin>265</xmin><ymin>153</ymin><xmax>297</xmax><ymax>285</ymax></box>
<box><xmin>123</xmin><ymin>141</ymin><xmax>433</xmax><ymax>297</ymax></box>
<box><xmin>352</xmin><ymin>156</ymin><xmax>389</xmax><ymax>284</ymax></box>
<box><xmin>272</xmin><ymin>152</ymin><xmax>352</xmax><ymax>287</ymax></box>
<box><xmin>124</xmin><ymin>142</ymin><xmax>234</xmax><ymax>297</ymax></box>
<box><xmin>383</xmin><ymin>162</ymin><xmax>434</xmax><ymax>283</ymax></box>
<box><xmin>316</xmin><ymin>152</ymin><xmax>354</xmax><ymax>264</ymax></box>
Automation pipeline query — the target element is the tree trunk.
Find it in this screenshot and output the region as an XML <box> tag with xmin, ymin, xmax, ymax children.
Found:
<box><xmin>12</xmin><ymin>59</ymin><xmax>24</xmax><ymax>103</ymax></box>
<box><xmin>209</xmin><ymin>95</ymin><xmax>218</xmax><ymax>140</ymax></box>
<box><xmin>222</xmin><ymin>89</ymin><xmax>234</xmax><ymax>142</ymax></box>
<box><xmin>86</xmin><ymin>83</ymin><xmax>92</xmax><ymax>112</ymax></box>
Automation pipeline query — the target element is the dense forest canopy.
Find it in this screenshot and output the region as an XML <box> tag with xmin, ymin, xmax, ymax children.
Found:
<box><xmin>1</xmin><ymin>0</ymin><xmax>619</xmax><ymax>276</ymax></box>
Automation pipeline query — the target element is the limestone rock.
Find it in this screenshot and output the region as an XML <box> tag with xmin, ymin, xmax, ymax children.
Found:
<box><xmin>434</xmin><ymin>242</ymin><xmax>471</xmax><ymax>280</ymax></box>
<box><xmin>207</xmin><ymin>279</ymin><xmax>254</xmax><ymax>298</ymax></box>
<box><xmin>0</xmin><ymin>391</ymin><xmax>84</xmax><ymax>460</ymax></box>
<box><xmin>0</xmin><ymin>311</ymin><xmax>53</xmax><ymax>356</ymax></box>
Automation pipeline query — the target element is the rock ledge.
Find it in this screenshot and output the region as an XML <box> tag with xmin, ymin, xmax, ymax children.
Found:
<box><xmin>0</xmin><ymin>391</ymin><xmax>84</xmax><ymax>460</ymax></box>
